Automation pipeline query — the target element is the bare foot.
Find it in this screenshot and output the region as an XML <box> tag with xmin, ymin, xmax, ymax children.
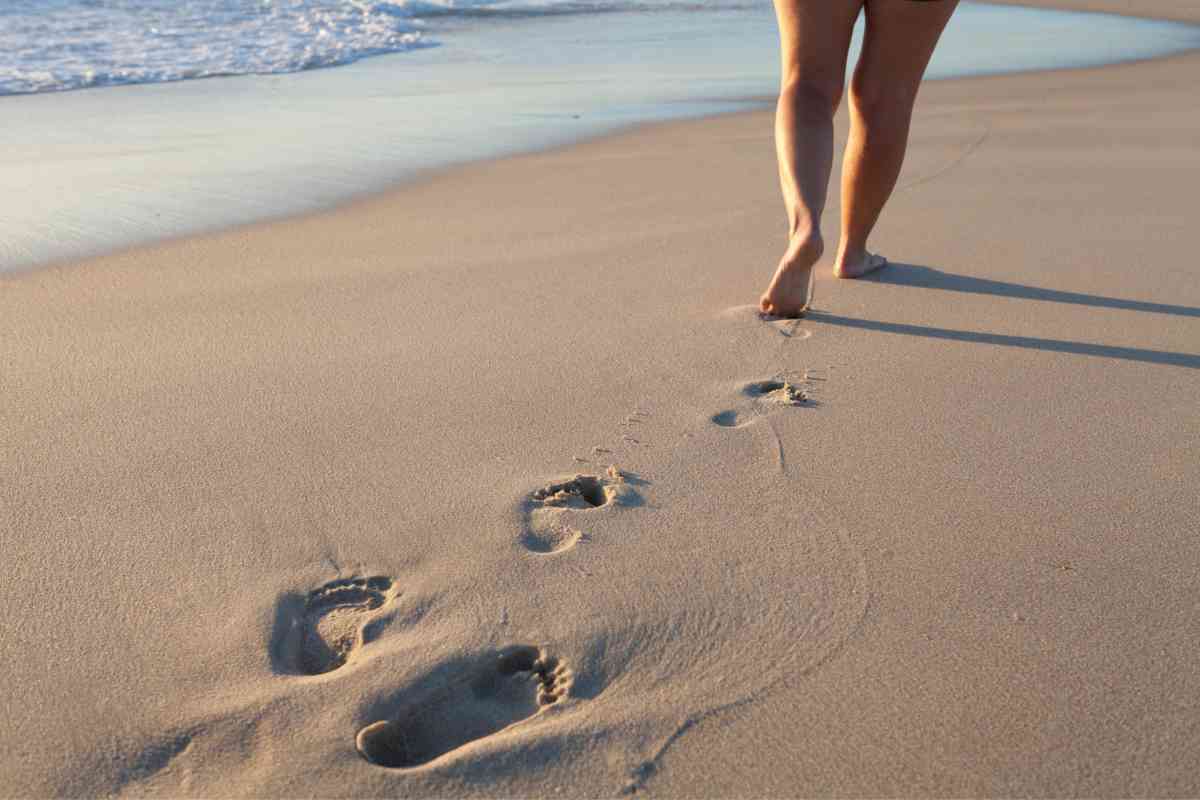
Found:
<box><xmin>833</xmin><ymin>250</ymin><xmax>887</xmax><ymax>279</ymax></box>
<box><xmin>760</xmin><ymin>230</ymin><xmax>823</xmax><ymax>318</ymax></box>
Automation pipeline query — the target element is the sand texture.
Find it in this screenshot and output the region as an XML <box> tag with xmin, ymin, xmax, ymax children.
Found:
<box><xmin>3</xmin><ymin>2</ymin><xmax>1200</xmax><ymax>796</ymax></box>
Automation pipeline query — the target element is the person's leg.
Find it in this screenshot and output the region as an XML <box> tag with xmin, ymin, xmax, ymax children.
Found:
<box><xmin>759</xmin><ymin>0</ymin><xmax>864</xmax><ymax>317</ymax></box>
<box><xmin>834</xmin><ymin>0</ymin><xmax>959</xmax><ymax>278</ymax></box>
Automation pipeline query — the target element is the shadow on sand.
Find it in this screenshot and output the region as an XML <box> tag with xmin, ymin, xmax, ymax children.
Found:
<box><xmin>864</xmin><ymin>262</ymin><xmax>1200</xmax><ymax>318</ymax></box>
<box><xmin>808</xmin><ymin>262</ymin><xmax>1200</xmax><ymax>369</ymax></box>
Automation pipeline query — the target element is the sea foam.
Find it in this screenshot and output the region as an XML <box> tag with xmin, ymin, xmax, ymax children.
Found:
<box><xmin>0</xmin><ymin>0</ymin><xmax>431</xmax><ymax>95</ymax></box>
<box><xmin>0</xmin><ymin>0</ymin><xmax>754</xmax><ymax>96</ymax></box>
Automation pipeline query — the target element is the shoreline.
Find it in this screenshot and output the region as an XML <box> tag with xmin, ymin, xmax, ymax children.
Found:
<box><xmin>5</xmin><ymin>0</ymin><xmax>1199</xmax><ymax>276</ymax></box>
<box><xmin>4</xmin><ymin>0</ymin><xmax>1200</xmax><ymax>796</ymax></box>
<box><xmin>987</xmin><ymin>0</ymin><xmax>1200</xmax><ymax>22</ymax></box>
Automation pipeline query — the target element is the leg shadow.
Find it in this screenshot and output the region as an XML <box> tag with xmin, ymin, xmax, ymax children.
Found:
<box><xmin>809</xmin><ymin>312</ymin><xmax>1200</xmax><ymax>369</ymax></box>
<box><xmin>865</xmin><ymin>262</ymin><xmax>1200</xmax><ymax>319</ymax></box>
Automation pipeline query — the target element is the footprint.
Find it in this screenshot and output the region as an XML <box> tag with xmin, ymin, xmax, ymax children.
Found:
<box><xmin>718</xmin><ymin>304</ymin><xmax>813</xmax><ymax>339</ymax></box>
<box><xmin>298</xmin><ymin>576</ymin><xmax>397</xmax><ymax>675</ymax></box>
<box><xmin>711</xmin><ymin>378</ymin><xmax>811</xmax><ymax>429</ymax></box>
<box><xmin>743</xmin><ymin>379</ymin><xmax>809</xmax><ymax>405</ymax></box>
<box><xmin>531</xmin><ymin>474</ymin><xmax>612</xmax><ymax>509</ymax></box>
<box><xmin>520</xmin><ymin>467</ymin><xmax>637</xmax><ymax>554</ymax></box>
<box><xmin>711</xmin><ymin>408</ymin><xmax>754</xmax><ymax>429</ymax></box>
<box><xmin>761</xmin><ymin>316</ymin><xmax>814</xmax><ymax>339</ymax></box>
<box><xmin>356</xmin><ymin>645</ymin><xmax>572</xmax><ymax>769</ymax></box>
<box><xmin>520</xmin><ymin>524</ymin><xmax>583</xmax><ymax>555</ymax></box>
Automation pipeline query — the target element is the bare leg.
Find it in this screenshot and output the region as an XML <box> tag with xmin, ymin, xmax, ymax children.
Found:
<box><xmin>759</xmin><ymin>0</ymin><xmax>863</xmax><ymax>318</ymax></box>
<box><xmin>834</xmin><ymin>0</ymin><xmax>959</xmax><ymax>278</ymax></box>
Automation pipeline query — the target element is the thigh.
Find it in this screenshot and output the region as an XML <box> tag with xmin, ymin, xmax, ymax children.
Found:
<box><xmin>857</xmin><ymin>0</ymin><xmax>960</xmax><ymax>94</ymax></box>
<box><xmin>773</xmin><ymin>0</ymin><xmax>865</xmax><ymax>92</ymax></box>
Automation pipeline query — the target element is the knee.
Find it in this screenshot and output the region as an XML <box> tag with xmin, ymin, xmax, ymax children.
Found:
<box><xmin>778</xmin><ymin>71</ymin><xmax>844</xmax><ymax>119</ymax></box>
<box><xmin>848</xmin><ymin>72</ymin><xmax>917</xmax><ymax>128</ymax></box>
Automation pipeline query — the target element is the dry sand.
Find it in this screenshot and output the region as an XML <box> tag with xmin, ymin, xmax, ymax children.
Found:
<box><xmin>3</xmin><ymin>1</ymin><xmax>1199</xmax><ymax>796</ymax></box>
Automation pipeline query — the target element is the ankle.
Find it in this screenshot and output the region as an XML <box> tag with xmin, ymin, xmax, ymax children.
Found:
<box><xmin>789</xmin><ymin>222</ymin><xmax>824</xmax><ymax>254</ymax></box>
<box><xmin>834</xmin><ymin>241</ymin><xmax>867</xmax><ymax>267</ymax></box>
<box><xmin>786</xmin><ymin>230</ymin><xmax>825</xmax><ymax>267</ymax></box>
<box><xmin>788</xmin><ymin>212</ymin><xmax>822</xmax><ymax>239</ymax></box>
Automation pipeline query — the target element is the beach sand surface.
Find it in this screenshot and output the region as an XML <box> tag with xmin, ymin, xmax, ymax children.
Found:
<box><xmin>2</xmin><ymin>1</ymin><xmax>1199</xmax><ymax>795</ymax></box>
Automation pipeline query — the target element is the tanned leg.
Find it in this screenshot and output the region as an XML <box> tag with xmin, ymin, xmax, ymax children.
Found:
<box><xmin>759</xmin><ymin>0</ymin><xmax>864</xmax><ymax>317</ymax></box>
<box><xmin>834</xmin><ymin>0</ymin><xmax>959</xmax><ymax>279</ymax></box>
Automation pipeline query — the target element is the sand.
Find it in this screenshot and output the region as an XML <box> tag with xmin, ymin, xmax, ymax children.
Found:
<box><xmin>3</xmin><ymin>1</ymin><xmax>1199</xmax><ymax>796</ymax></box>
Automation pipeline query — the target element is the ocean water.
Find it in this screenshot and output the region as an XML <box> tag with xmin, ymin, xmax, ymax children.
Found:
<box><xmin>2</xmin><ymin>1</ymin><xmax>1199</xmax><ymax>270</ymax></box>
<box><xmin>0</xmin><ymin>0</ymin><xmax>757</xmax><ymax>96</ymax></box>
